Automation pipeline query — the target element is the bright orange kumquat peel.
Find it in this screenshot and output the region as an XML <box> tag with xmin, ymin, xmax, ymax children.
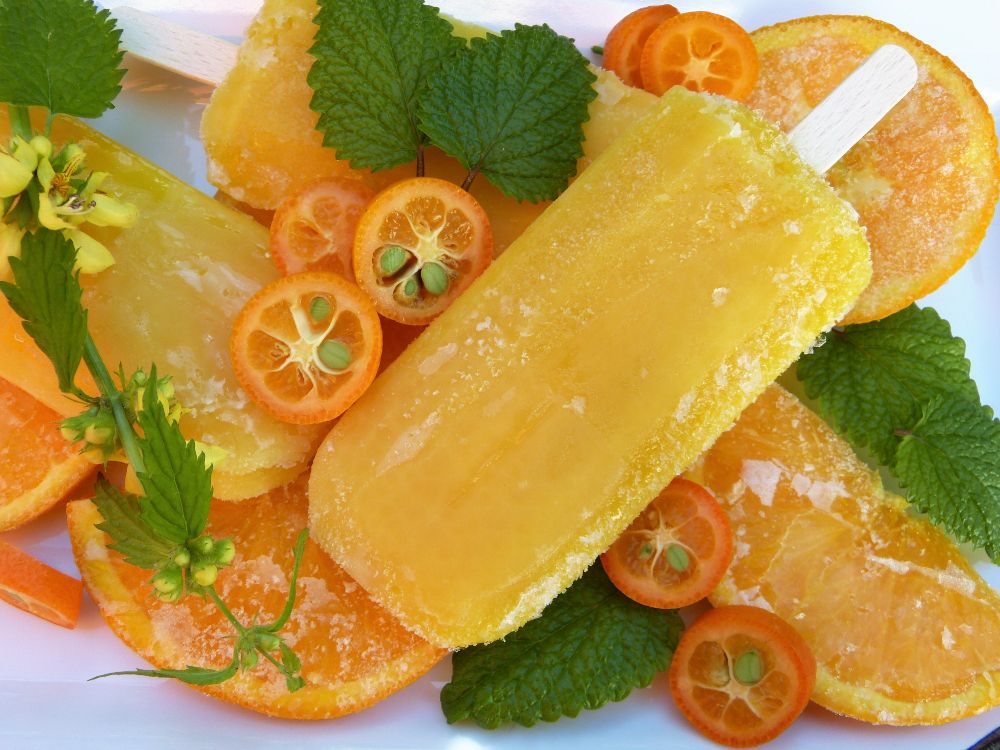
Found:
<box><xmin>354</xmin><ymin>177</ymin><xmax>493</xmax><ymax>325</ymax></box>
<box><xmin>230</xmin><ymin>272</ymin><xmax>382</xmax><ymax>424</ymax></box>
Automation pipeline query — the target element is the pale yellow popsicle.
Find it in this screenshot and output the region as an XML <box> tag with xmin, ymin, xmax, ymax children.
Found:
<box><xmin>0</xmin><ymin>115</ymin><xmax>325</xmax><ymax>500</ymax></box>
<box><xmin>308</xmin><ymin>88</ymin><xmax>872</xmax><ymax>647</ymax></box>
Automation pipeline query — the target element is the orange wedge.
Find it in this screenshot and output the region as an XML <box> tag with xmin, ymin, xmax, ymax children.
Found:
<box><xmin>688</xmin><ymin>385</ymin><xmax>1000</xmax><ymax>724</ymax></box>
<box><xmin>0</xmin><ymin>377</ymin><xmax>96</xmax><ymax>531</ymax></box>
<box><xmin>747</xmin><ymin>15</ymin><xmax>1000</xmax><ymax>324</ymax></box>
<box><xmin>0</xmin><ymin>539</ymin><xmax>83</xmax><ymax>628</ymax></box>
<box><xmin>67</xmin><ymin>474</ymin><xmax>445</xmax><ymax>718</ymax></box>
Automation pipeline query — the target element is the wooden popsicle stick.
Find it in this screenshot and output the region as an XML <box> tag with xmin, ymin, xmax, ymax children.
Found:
<box><xmin>789</xmin><ymin>44</ymin><xmax>918</xmax><ymax>173</ymax></box>
<box><xmin>112</xmin><ymin>7</ymin><xmax>917</xmax><ymax>173</ymax></box>
<box><xmin>112</xmin><ymin>6</ymin><xmax>237</xmax><ymax>88</ymax></box>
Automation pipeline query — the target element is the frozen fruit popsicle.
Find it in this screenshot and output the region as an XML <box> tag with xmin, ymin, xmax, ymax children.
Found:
<box><xmin>308</xmin><ymin>85</ymin><xmax>876</xmax><ymax>647</ymax></box>
<box><xmin>0</xmin><ymin>115</ymin><xmax>326</xmax><ymax>500</ymax></box>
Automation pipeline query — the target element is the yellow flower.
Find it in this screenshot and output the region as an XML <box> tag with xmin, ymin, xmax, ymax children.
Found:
<box><xmin>0</xmin><ymin>222</ymin><xmax>24</xmax><ymax>282</ymax></box>
<box><xmin>0</xmin><ymin>151</ymin><xmax>32</xmax><ymax>198</ymax></box>
<box><xmin>65</xmin><ymin>228</ymin><xmax>115</xmax><ymax>274</ymax></box>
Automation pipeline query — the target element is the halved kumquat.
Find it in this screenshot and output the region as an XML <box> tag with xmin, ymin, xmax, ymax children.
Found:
<box><xmin>230</xmin><ymin>272</ymin><xmax>382</xmax><ymax>424</ymax></box>
<box><xmin>354</xmin><ymin>177</ymin><xmax>493</xmax><ymax>325</ymax></box>
<box><xmin>0</xmin><ymin>539</ymin><xmax>83</xmax><ymax>628</ymax></box>
<box><xmin>669</xmin><ymin>605</ymin><xmax>816</xmax><ymax>747</ymax></box>
<box><xmin>601</xmin><ymin>477</ymin><xmax>733</xmax><ymax>609</ymax></box>
<box><xmin>602</xmin><ymin>4</ymin><xmax>679</xmax><ymax>88</ymax></box>
<box><xmin>270</xmin><ymin>179</ymin><xmax>375</xmax><ymax>278</ymax></box>
<box><xmin>640</xmin><ymin>12</ymin><xmax>759</xmax><ymax>100</ymax></box>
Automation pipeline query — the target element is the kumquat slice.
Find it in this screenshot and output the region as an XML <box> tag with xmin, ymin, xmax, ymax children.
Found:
<box><xmin>230</xmin><ymin>272</ymin><xmax>382</xmax><ymax>424</ymax></box>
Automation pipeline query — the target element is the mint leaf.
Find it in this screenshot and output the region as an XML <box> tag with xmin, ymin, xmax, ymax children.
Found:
<box><xmin>896</xmin><ymin>397</ymin><xmax>1000</xmax><ymax>559</ymax></box>
<box><xmin>0</xmin><ymin>228</ymin><xmax>86</xmax><ymax>395</ymax></box>
<box><xmin>92</xmin><ymin>476</ymin><xmax>176</xmax><ymax>569</ymax></box>
<box><xmin>0</xmin><ymin>0</ymin><xmax>125</xmax><ymax>118</ymax></box>
<box><xmin>441</xmin><ymin>564</ymin><xmax>681</xmax><ymax>729</ymax></box>
<box><xmin>797</xmin><ymin>305</ymin><xmax>978</xmax><ymax>464</ymax></box>
<box><xmin>134</xmin><ymin>369</ymin><xmax>212</xmax><ymax>545</ymax></box>
<box><xmin>418</xmin><ymin>23</ymin><xmax>597</xmax><ymax>201</ymax></box>
<box><xmin>308</xmin><ymin>0</ymin><xmax>464</xmax><ymax>172</ymax></box>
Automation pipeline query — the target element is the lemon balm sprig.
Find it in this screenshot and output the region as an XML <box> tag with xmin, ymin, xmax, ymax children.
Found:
<box><xmin>1</xmin><ymin>227</ymin><xmax>309</xmax><ymax>692</ymax></box>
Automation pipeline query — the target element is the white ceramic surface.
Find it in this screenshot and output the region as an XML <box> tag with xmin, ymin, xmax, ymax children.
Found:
<box><xmin>2</xmin><ymin>1</ymin><xmax>999</xmax><ymax>748</ymax></box>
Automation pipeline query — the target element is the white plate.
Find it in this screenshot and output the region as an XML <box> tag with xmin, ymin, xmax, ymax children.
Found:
<box><xmin>3</xmin><ymin>1</ymin><xmax>1000</xmax><ymax>748</ymax></box>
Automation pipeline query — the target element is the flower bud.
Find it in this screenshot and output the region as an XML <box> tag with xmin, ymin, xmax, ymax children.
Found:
<box><xmin>81</xmin><ymin>446</ymin><xmax>106</xmax><ymax>465</ymax></box>
<box><xmin>10</xmin><ymin>136</ymin><xmax>38</xmax><ymax>172</ymax></box>
<box><xmin>0</xmin><ymin>151</ymin><xmax>33</xmax><ymax>198</ymax></box>
<box><xmin>192</xmin><ymin>561</ymin><xmax>218</xmax><ymax>587</ymax></box>
<box><xmin>256</xmin><ymin>633</ymin><xmax>280</xmax><ymax>652</ymax></box>
<box><xmin>86</xmin><ymin>193</ymin><xmax>138</xmax><ymax>228</ymax></box>
<box><xmin>152</xmin><ymin>567</ymin><xmax>183</xmax><ymax>594</ymax></box>
<box><xmin>65</xmin><ymin>228</ymin><xmax>115</xmax><ymax>274</ymax></box>
<box><xmin>191</xmin><ymin>536</ymin><xmax>214</xmax><ymax>556</ymax></box>
<box><xmin>173</xmin><ymin>549</ymin><xmax>191</xmax><ymax>567</ymax></box>
<box><xmin>155</xmin><ymin>587</ymin><xmax>183</xmax><ymax>604</ymax></box>
<box><xmin>214</xmin><ymin>539</ymin><xmax>236</xmax><ymax>566</ymax></box>
<box><xmin>84</xmin><ymin>423</ymin><xmax>114</xmax><ymax>445</ymax></box>
<box><xmin>29</xmin><ymin>135</ymin><xmax>52</xmax><ymax>160</ymax></box>
<box><xmin>241</xmin><ymin>648</ymin><xmax>259</xmax><ymax>670</ymax></box>
<box><xmin>36</xmin><ymin>156</ymin><xmax>55</xmax><ymax>192</ymax></box>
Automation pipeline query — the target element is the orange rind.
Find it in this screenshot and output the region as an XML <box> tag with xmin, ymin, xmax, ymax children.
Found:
<box><xmin>67</xmin><ymin>474</ymin><xmax>445</xmax><ymax>719</ymax></box>
<box><xmin>0</xmin><ymin>377</ymin><xmax>96</xmax><ymax>531</ymax></box>
<box><xmin>689</xmin><ymin>385</ymin><xmax>1000</xmax><ymax>724</ymax></box>
<box><xmin>748</xmin><ymin>15</ymin><xmax>1000</xmax><ymax>324</ymax></box>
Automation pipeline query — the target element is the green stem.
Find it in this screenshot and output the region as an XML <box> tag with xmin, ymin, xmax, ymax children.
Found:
<box><xmin>82</xmin><ymin>334</ymin><xmax>145</xmax><ymax>474</ymax></box>
<box><xmin>7</xmin><ymin>105</ymin><xmax>32</xmax><ymax>141</ymax></box>
<box><xmin>257</xmin><ymin>647</ymin><xmax>287</xmax><ymax>673</ymax></box>
<box><xmin>207</xmin><ymin>586</ymin><xmax>247</xmax><ymax>636</ymax></box>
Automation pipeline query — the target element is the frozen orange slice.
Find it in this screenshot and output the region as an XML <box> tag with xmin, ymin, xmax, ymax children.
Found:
<box><xmin>0</xmin><ymin>377</ymin><xmax>95</xmax><ymax>531</ymax></box>
<box><xmin>688</xmin><ymin>385</ymin><xmax>1000</xmax><ymax>724</ymax></box>
<box><xmin>67</xmin><ymin>473</ymin><xmax>444</xmax><ymax>718</ymax></box>
<box><xmin>747</xmin><ymin>15</ymin><xmax>1000</xmax><ymax>324</ymax></box>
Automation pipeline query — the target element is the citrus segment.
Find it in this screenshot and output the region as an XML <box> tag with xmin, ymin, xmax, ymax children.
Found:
<box><xmin>669</xmin><ymin>605</ymin><xmax>815</xmax><ymax>747</ymax></box>
<box><xmin>748</xmin><ymin>15</ymin><xmax>1000</xmax><ymax>324</ymax></box>
<box><xmin>270</xmin><ymin>179</ymin><xmax>375</xmax><ymax>278</ymax></box>
<box><xmin>689</xmin><ymin>385</ymin><xmax>1000</xmax><ymax>724</ymax></box>
<box><xmin>602</xmin><ymin>4</ymin><xmax>679</xmax><ymax>88</ymax></box>
<box><xmin>0</xmin><ymin>377</ymin><xmax>96</xmax><ymax>531</ymax></box>
<box><xmin>640</xmin><ymin>12</ymin><xmax>759</xmax><ymax>99</ymax></box>
<box><xmin>67</xmin><ymin>474</ymin><xmax>445</xmax><ymax>718</ymax></box>
<box><xmin>230</xmin><ymin>272</ymin><xmax>382</xmax><ymax>424</ymax></box>
<box><xmin>353</xmin><ymin>178</ymin><xmax>493</xmax><ymax>325</ymax></box>
<box><xmin>601</xmin><ymin>478</ymin><xmax>733</xmax><ymax>609</ymax></box>
<box><xmin>0</xmin><ymin>539</ymin><xmax>83</xmax><ymax>628</ymax></box>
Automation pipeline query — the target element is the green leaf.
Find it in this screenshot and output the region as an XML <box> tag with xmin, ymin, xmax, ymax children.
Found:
<box><xmin>440</xmin><ymin>564</ymin><xmax>681</xmax><ymax>729</ymax></box>
<box><xmin>308</xmin><ymin>0</ymin><xmax>464</xmax><ymax>172</ymax></box>
<box><xmin>418</xmin><ymin>23</ymin><xmax>597</xmax><ymax>202</ymax></box>
<box><xmin>0</xmin><ymin>0</ymin><xmax>125</xmax><ymax>118</ymax></box>
<box><xmin>0</xmin><ymin>228</ymin><xmax>86</xmax><ymax>394</ymax></box>
<box><xmin>896</xmin><ymin>397</ymin><xmax>1000</xmax><ymax>560</ymax></box>
<box><xmin>134</xmin><ymin>367</ymin><xmax>212</xmax><ymax>545</ymax></box>
<box><xmin>91</xmin><ymin>659</ymin><xmax>239</xmax><ymax>686</ymax></box>
<box><xmin>91</xmin><ymin>476</ymin><xmax>175</xmax><ymax>569</ymax></box>
<box><xmin>796</xmin><ymin>305</ymin><xmax>979</xmax><ymax>464</ymax></box>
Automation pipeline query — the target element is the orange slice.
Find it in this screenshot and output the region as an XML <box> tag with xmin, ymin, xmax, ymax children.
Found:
<box><xmin>230</xmin><ymin>272</ymin><xmax>382</xmax><ymax>424</ymax></box>
<box><xmin>353</xmin><ymin>178</ymin><xmax>493</xmax><ymax>325</ymax></box>
<box><xmin>747</xmin><ymin>15</ymin><xmax>1000</xmax><ymax>324</ymax></box>
<box><xmin>0</xmin><ymin>539</ymin><xmax>83</xmax><ymax>628</ymax></box>
<box><xmin>640</xmin><ymin>12</ymin><xmax>759</xmax><ymax>99</ymax></box>
<box><xmin>688</xmin><ymin>385</ymin><xmax>1000</xmax><ymax>724</ymax></box>
<box><xmin>0</xmin><ymin>377</ymin><xmax>96</xmax><ymax>531</ymax></box>
<box><xmin>67</xmin><ymin>473</ymin><xmax>445</xmax><ymax>718</ymax></box>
